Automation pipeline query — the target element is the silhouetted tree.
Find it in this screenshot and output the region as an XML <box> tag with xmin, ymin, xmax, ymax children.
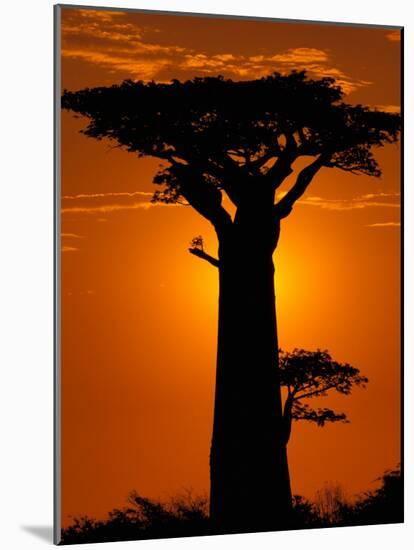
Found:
<box><xmin>62</xmin><ymin>71</ymin><xmax>400</xmax><ymax>531</ymax></box>
<box><xmin>279</xmin><ymin>349</ymin><xmax>368</xmax><ymax>445</ymax></box>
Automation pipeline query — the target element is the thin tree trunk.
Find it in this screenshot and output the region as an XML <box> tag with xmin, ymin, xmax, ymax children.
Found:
<box><xmin>209</xmin><ymin>221</ymin><xmax>292</xmax><ymax>532</ymax></box>
<box><xmin>283</xmin><ymin>394</ymin><xmax>294</xmax><ymax>445</ymax></box>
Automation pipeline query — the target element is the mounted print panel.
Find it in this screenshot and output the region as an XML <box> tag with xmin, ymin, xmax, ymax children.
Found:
<box><xmin>54</xmin><ymin>4</ymin><xmax>403</xmax><ymax>545</ymax></box>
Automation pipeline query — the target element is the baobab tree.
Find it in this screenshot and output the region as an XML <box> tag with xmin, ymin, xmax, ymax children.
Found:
<box><xmin>278</xmin><ymin>348</ymin><xmax>368</xmax><ymax>445</ymax></box>
<box><xmin>62</xmin><ymin>71</ymin><xmax>400</xmax><ymax>532</ymax></box>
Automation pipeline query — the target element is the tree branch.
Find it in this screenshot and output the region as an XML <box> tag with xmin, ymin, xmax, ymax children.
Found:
<box><xmin>188</xmin><ymin>247</ymin><xmax>220</xmax><ymax>267</ymax></box>
<box><xmin>284</xmin><ymin>131</ymin><xmax>298</xmax><ymax>153</ymax></box>
<box><xmin>172</xmin><ymin>165</ymin><xmax>233</xmax><ymax>234</ymax></box>
<box><xmin>205</xmin><ymin>160</ymin><xmax>242</xmax><ymax>207</ymax></box>
<box><xmin>264</xmin><ymin>131</ymin><xmax>299</xmax><ymax>188</ymax></box>
<box><xmin>248</xmin><ymin>149</ymin><xmax>280</xmax><ymax>173</ymax></box>
<box><xmin>184</xmin><ymin>154</ymin><xmax>242</xmax><ymax>207</ymax></box>
<box><xmin>293</xmin><ymin>382</ymin><xmax>338</xmax><ymax>401</ymax></box>
<box><xmin>282</xmin><ymin>394</ymin><xmax>294</xmax><ymax>445</ymax></box>
<box><xmin>275</xmin><ymin>153</ymin><xmax>330</xmax><ymax>218</ymax></box>
<box><xmin>265</xmin><ymin>153</ymin><xmax>295</xmax><ymax>188</ymax></box>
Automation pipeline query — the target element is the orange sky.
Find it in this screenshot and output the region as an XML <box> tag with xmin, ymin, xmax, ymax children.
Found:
<box><xmin>58</xmin><ymin>7</ymin><xmax>401</xmax><ymax>526</ymax></box>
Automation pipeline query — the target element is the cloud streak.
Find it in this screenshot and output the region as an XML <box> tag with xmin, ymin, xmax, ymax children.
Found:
<box><xmin>61</xmin><ymin>187</ymin><xmax>400</xmax><ymax>216</ymax></box>
<box><xmin>62</xmin><ymin>191</ymin><xmax>153</xmax><ymax>200</ymax></box>
<box><xmin>374</xmin><ymin>104</ymin><xmax>400</xmax><ymax>114</ymax></box>
<box><xmin>366</xmin><ymin>221</ymin><xmax>400</xmax><ymax>227</ymax></box>
<box><xmin>385</xmin><ymin>30</ymin><xmax>401</xmax><ymax>42</ymax></box>
<box><xmin>60</xmin><ymin>188</ymin><xmax>184</xmax><ymax>214</ymax></box>
<box><xmin>61</xmin><ymin>189</ymin><xmax>165</xmax><ymax>214</ymax></box>
<box><xmin>61</xmin><ymin>9</ymin><xmax>370</xmax><ymax>94</ymax></box>
<box><xmin>61</xmin><ymin>232</ymin><xmax>84</xmax><ymax>251</ymax></box>
<box><xmin>61</xmin><ymin>232</ymin><xmax>84</xmax><ymax>238</ymax></box>
<box><xmin>61</xmin><ymin>201</ymin><xmax>154</xmax><ymax>214</ymax></box>
<box><xmin>295</xmin><ymin>192</ymin><xmax>400</xmax><ymax>211</ymax></box>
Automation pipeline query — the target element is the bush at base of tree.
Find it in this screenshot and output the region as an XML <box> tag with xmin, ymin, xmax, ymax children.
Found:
<box><xmin>60</xmin><ymin>467</ymin><xmax>402</xmax><ymax>544</ymax></box>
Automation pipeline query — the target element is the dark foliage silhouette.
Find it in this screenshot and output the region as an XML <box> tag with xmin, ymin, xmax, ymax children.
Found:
<box><xmin>60</xmin><ymin>467</ymin><xmax>402</xmax><ymax>543</ymax></box>
<box><xmin>341</xmin><ymin>467</ymin><xmax>403</xmax><ymax>526</ymax></box>
<box><xmin>61</xmin><ymin>492</ymin><xmax>210</xmax><ymax>544</ymax></box>
<box><xmin>279</xmin><ymin>348</ymin><xmax>368</xmax><ymax>445</ymax></box>
<box><xmin>62</xmin><ymin>71</ymin><xmax>400</xmax><ymax>531</ymax></box>
<box><xmin>313</xmin><ymin>483</ymin><xmax>349</xmax><ymax>526</ymax></box>
<box><xmin>308</xmin><ymin>467</ymin><xmax>403</xmax><ymax>528</ymax></box>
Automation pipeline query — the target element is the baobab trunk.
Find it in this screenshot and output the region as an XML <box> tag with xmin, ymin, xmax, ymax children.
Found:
<box><xmin>209</xmin><ymin>211</ymin><xmax>292</xmax><ymax>532</ymax></box>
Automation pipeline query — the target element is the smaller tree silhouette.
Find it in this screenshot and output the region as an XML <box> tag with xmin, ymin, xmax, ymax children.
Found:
<box><xmin>188</xmin><ymin>235</ymin><xmax>220</xmax><ymax>267</ymax></box>
<box><xmin>279</xmin><ymin>349</ymin><xmax>368</xmax><ymax>444</ymax></box>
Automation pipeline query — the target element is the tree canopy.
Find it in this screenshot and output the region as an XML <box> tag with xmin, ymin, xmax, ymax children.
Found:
<box><xmin>279</xmin><ymin>349</ymin><xmax>368</xmax><ymax>442</ymax></box>
<box><xmin>62</xmin><ymin>71</ymin><xmax>400</xmax><ymax>231</ymax></box>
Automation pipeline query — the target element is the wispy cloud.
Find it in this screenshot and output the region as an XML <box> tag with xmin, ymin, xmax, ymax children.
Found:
<box><xmin>374</xmin><ymin>104</ymin><xmax>400</xmax><ymax>114</ymax></box>
<box><xmin>367</xmin><ymin>221</ymin><xmax>400</xmax><ymax>227</ymax></box>
<box><xmin>63</xmin><ymin>190</ymin><xmax>150</xmax><ymax>214</ymax></box>
<box><xmin>294</xmin><ymin>192</ymin><xmax>400</xmax><ymax>211</ymax></box>
<box><xmin>61</xmin><ymin>232</ymin><xmax>84</xmax><ymax>238</ymax></box>
<box><xmin>61</xmin><ymin>189</ymin><xmax>179</xmax><ymax>214</ymax></box>
<box><xmin>78</xmin><ymin>9</ymin><xmax>127</xmax><ymax>22</ymax></box>
<box><xmin>62</xmin><ymin>191</ymin><xmax>153</xmax><ymax>200</ymax></box>
<box><xmin>62</xmin><ymin>188</ymin><xmax>400</xmax><ymax>216</ymax></box>
<box><xmin>61</xmin><ymin>201</ymin><xmax>154</xmax><ymax>214</ymax></box>
<box><xmin>61</xmin><ymin>9</ymin><xmax>370</xmax><ymax>95</ymax></box>
<box><xmin>385</xmin><ymin>30</ymin><xmax>401</xmax><ymax>42</ymax></box>
<box><xmin>269</xmin><ymin>47</ymin><xmax>329</xmax><ymax>64</ymax></box>
<box><xmin>61</xmin><ymin>232</ymin><xmax>84</xmax><ymax>251</ymax></box>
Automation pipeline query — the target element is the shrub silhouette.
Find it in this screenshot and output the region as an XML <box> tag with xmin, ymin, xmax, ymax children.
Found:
<box><xmin>61</xmin><ymin>492</ymin><xmax>210</xmax><ymax>544</ymax></box>
<box><xmin>313</xmin><ymin>483</ymin><xmax>350</xmax><ymax>526</ymax></box>
<box><xmin>61</xmin><ymin>467</ymin><xmax>402</xmax><ymax>543</ymax></box>
<box><xmin>342</xmin><ymin>467</ymin><xmax>403</xmax><ymax>526</ymax></box>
